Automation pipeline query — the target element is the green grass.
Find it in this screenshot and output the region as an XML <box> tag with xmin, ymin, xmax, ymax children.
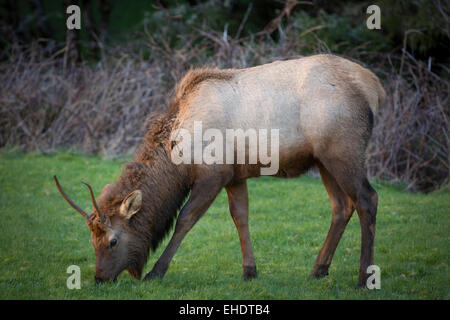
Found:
<box><xmin>0</xmin><ymin>150</ymin><xmax>448</xmax><ymax>299</ymax></box>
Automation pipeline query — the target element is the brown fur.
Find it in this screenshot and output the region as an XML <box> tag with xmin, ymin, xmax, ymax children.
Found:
<box><xmin>80</xmin><ymin>67</ymin><xmax>237</xmax><ymax>282</ymax></box>
<box><xmin>92</xmin><ymin>113</ymin><xmax>191</xmax><ymax>279</ymax></box>
<box><xmin>121</xmin><ymin>67</ymin><xmax>234</xmax><ymax>254</ymax></box>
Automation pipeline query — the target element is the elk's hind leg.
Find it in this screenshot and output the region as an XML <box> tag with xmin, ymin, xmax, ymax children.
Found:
<box><xmin>318</xmin><ymin>157</ymin><xmax>378</xmax><ymax>288</ymax></box>
<box><xmin>310</xmin><ymin>162</ymin><xmax>355</xmax><ymax>278</ymax></box>
<box><xmin>225</xmin><ymin>180</ymin><xmax>257</xmax><ymax>280</ymax></box>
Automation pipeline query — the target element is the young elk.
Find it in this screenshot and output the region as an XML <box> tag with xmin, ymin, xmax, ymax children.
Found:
<box><xmin>55</xmin><ymin>54</ymin><xmax>385</xmax><ymax>287</ymax></box>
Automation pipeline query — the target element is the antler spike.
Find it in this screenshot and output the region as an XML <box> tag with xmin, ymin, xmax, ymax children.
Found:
<box><xmin>54</xmin><ymin>176</ymin><xmax>90</xmax><ymax>220</ymax></box>
<box><xmin>82</xmin><ymin>181</ymin><xmax>105</xmax><ymax>224</ymax></box>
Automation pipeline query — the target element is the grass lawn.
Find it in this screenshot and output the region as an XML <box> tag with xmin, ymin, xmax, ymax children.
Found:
<box><xmin>0</xmin><ymin>150</ymin><xmax>448</xmax><ymax>299</ymax></box>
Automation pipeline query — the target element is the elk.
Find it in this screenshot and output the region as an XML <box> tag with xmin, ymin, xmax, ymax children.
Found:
<box><xmin>55</xmin><ymin>54</ymin><xmax>385</xmax><ymax>287</ymax></box>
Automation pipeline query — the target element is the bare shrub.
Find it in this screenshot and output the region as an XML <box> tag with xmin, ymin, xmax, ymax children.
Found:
<box><xmin>0</xmin><ymin>45</ymin><xmax>166</xmax><ymax>156</ymax></box>
<box><xmin>366</xmin><ymin>52</ymin><xmax>449</xmax><ymax>192</ymax></box>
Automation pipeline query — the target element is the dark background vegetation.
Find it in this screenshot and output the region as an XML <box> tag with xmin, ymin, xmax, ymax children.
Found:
<box><xmin>0</xmin><ymin>0</ymin><xmax>448</xmax><ymax>192</ymax></box>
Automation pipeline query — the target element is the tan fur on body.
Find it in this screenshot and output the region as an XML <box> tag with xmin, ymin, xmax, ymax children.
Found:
<box><xmin>171</xmin><ymin>54</ymin><xmax>385</xmax><ymax>179</ymax></box>
<box><xmin>57</xmin><ymin>54</ymin><xmax>385</xmax><ymax>286</ymax></box>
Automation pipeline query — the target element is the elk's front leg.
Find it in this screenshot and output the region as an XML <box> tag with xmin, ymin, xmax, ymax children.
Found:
<box><xmin>143</xmin><ymin>176</ymin><xmax>224</xmax><ymax>280</ymax></box>
<box><xmin>225</xmin><ymin>180</ymin><xmax>257</xmax><ymax>280</ymax></box>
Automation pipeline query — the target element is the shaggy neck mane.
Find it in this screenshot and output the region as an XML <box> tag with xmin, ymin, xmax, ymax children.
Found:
<box><xmin>105</xmin><ymin>111</ymin><xmax>191</xmax><ymax>276</ymax></box>
<box><xmin>105</xmin><ymin>68</ymin><xmax>234</xmax><ymax>276</ymax></box>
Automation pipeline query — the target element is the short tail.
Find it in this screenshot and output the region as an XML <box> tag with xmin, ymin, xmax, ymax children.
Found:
<box><xmin>365</xmin><ymin>73</ymin><xmax>386</xmax><ymax>114</ymax></box>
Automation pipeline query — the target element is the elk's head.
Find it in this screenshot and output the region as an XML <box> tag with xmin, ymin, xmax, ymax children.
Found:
<box><xmin>54</xmin><ymin>176</ymin><xmax>144</xmax><ymax>283</ymax></box>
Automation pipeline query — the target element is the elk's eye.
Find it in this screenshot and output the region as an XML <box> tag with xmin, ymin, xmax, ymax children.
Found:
<box><xmin>110</xmin><ymin>238</ymin><xmax>118</xmax><ymax>247</ymax></box>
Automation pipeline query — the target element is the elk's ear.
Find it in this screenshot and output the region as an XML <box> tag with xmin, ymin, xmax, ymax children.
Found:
<box><xmin>120</xmin><ymin>190</ymin><xmax>142</xmax><ymax>220</ymax></box>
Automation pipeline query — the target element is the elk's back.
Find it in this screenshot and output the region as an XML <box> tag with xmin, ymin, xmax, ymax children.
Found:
<box><xmin>171</xmin><ymin>54</ymin><xmax>384</xmax><ymax>176</ymax></box>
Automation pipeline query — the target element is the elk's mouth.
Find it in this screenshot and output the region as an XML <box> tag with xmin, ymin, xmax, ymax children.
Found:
<box><xmin>94</xmin><ymin>276</ymin><xmax>118</xmax><ymax>284</ymax></box>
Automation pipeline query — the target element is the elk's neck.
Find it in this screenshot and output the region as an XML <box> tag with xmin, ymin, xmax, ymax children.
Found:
<box><xmin>118</xmin><ymin>112</ymin><xmax>191</xmax><ymax>276</ymax></box>
<box><xmin>120</xmin><ymin>144</ymin><xmax>190</xmax><ymax>274</ymax></box>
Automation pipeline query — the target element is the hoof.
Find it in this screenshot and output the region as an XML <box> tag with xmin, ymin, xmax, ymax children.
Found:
<box><xmin>356</xmin><ymin>282</ymin><xmax>368</xmax><ymax>290</ymax></box>
<box><xmin>242</xmin><ymin>265</ymin><xmax>258</xmax><ymax>281</ymax></box>
<box><xmin>309</xmin><ymin>264</ymin><xmax>329</xmax><ymax>278</ymax></box>
<box><xmin>143</xmin><ymin>269</ymin><xmax>165</xmax><ymax>281</ymax></box>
